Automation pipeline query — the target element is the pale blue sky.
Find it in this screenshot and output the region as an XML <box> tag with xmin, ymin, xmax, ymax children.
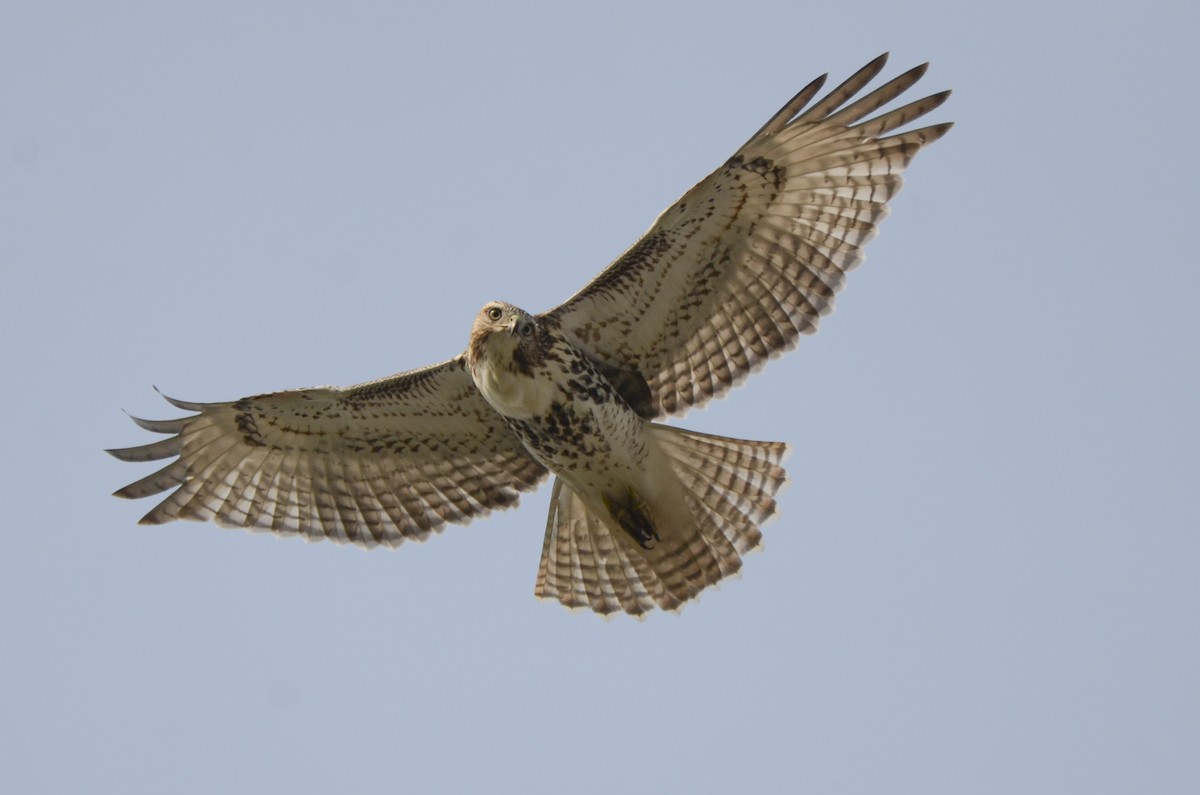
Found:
<box><xmin>3</xmin><ymin>2</ymin><xmax>1197</xmax><ymax>793</ymax></box>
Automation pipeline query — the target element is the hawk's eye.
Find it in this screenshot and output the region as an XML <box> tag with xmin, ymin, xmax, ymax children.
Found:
<box><xmin>519</xmin><ymin>322</ymin><xmax>533</xmax><ymax>337</ymax></box>
<box><xmin>486</xmin><ymin>307</ymin><xmax>503</xmax><ymax>321</ymax></box>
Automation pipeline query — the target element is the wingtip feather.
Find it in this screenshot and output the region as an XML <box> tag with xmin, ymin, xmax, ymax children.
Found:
<box><xmin>124</xmin><ymin>410</ymin><xmax>187</xmax><ymax>434</ymax></box>
<box><xmin>861</xmin><ymin>52</ymin><xmax>891</xmax><ymax>79</ymax></box>
<box><xmin>106</xmin><ymin>436</ymin><xmax>182</xmax><ymax>462</ymax></box>
<box><xmin>153</xmin><ymin>385</ymin><xmax>205</xmax><ymax>412</ymax></box>
<box><xmin>920</xmin><ymin>121</ymin><xmax>955</xmax><ymax>143</ymax></box>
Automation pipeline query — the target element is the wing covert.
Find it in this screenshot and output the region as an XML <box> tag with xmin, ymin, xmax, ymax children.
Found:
<box><xmin>544</xmin><ymin>54</ymin><xmax>952</xmax><ymax>417</ymax></box>
<box><xmin>108</xmin><ymin>357</ymin><xmax>548</xmax><ymax>548</ymax></box>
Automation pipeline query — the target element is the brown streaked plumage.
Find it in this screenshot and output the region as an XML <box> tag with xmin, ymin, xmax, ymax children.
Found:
<box><xmin>109</xmin><ymin>55</ymin><xmax>952</xmax><ymax>617</ymax></box>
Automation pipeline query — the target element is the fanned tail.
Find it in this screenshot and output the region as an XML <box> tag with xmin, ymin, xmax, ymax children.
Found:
<box><xmin>535</xmin><ymin>425</ymin><xmax>789</xmax><ymax>617</ymax></box>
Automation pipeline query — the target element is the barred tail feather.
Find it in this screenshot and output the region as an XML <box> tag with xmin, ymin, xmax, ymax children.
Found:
<box><xmin>653</xmin><ymin>426</ymin><xmax>790</xmax><ymax>555</ymax></box>
<box><xmin>534</xmin><ymin>426</ymin><xmax>789</xmax><ymax>617</ymax></box>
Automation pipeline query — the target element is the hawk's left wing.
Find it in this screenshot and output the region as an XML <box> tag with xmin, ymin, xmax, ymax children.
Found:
<box><xmin>543</xmin><ymin>54</ymin><xmax>951</xmax><ymax>418</ymax></box>
<box><xmin>108</xmin><ymin>357</ymin><xmax>548</xmax><ymax>548</ymax></box>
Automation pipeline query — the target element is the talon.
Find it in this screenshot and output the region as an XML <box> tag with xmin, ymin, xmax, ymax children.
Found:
<box><xmin>604</xmin><ymin>490</ymin><xmax>659</xmax><ymax>549</ymax></box>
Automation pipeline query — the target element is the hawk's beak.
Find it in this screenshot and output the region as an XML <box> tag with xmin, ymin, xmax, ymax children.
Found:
<box><xmin>507</xmin><ymin>317</ymin><xmax>519</xmax><ymax>337</ymax></box>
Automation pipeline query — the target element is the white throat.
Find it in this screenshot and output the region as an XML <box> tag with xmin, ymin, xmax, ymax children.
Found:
<box><xmin>471</xmin><ymin>339</ymin><xmax>555</xmax><ymax>420</ymax></box>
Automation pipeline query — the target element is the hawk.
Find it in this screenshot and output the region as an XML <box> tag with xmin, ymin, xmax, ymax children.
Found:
<box><xmin>109</xmin><ymin>54</ymin><xmax>951</xmax><ymax>617</ymax></box>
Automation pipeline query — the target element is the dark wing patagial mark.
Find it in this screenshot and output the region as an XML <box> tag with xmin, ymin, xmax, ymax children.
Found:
<box><xmin>592</xmin><ymin>358</ymin><xmax>656</xmax><ymax>419</ymax></box>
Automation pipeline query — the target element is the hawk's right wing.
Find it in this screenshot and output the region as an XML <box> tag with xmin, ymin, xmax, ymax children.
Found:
<box><xmin>108</xmin><ymin>356</ymin><xmax>548</xmax><ymax>548</ymax></box>
<box><xmin>544</xmin><ymin>54</ymin><xmax>951</xmax><ymax>418</ymax></box>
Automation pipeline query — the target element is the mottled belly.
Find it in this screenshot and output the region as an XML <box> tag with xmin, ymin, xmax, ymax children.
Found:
<box><xmin>507</xmin><ymin>398</ymin><xmax>647</xmax><ymax>482</ymax></box>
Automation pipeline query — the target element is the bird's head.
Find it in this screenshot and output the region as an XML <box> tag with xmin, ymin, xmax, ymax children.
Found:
<box><xmin>467</xmin><ymin>301</ymin><xmax>541</xmax><ymax>370</ymax></box>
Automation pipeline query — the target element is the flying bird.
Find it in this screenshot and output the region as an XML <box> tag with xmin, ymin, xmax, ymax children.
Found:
<box><xmin>109</xmin><ymin>54</ymin><xmax>952</xmax><ymax>617</ymax></box>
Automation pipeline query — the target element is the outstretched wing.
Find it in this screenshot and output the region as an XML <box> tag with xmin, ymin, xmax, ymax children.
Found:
<box><xmin>108</xmin><ymin>357</ymin><xmax>547</xmax><ymax>548</ymax></box>
<box><xmin>544</xmin><ymin>54</ymin><xmax>952</xmax><ymax>418</ymax></box>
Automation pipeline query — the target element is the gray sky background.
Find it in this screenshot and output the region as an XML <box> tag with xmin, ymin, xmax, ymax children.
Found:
<box><xmin>3</xmin><ymin>2</ymin><xmax>1197</xmax><ymax>793</ymax></box>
